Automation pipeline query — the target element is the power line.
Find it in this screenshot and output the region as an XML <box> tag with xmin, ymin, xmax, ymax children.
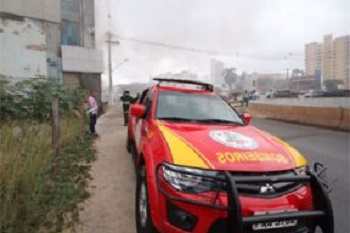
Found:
<box><xmin>114</xmin><ymin>34</ymin><xmax>303</xmax><ymax>61</ymax></box>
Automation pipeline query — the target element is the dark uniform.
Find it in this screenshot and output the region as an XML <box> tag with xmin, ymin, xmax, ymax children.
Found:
<box><xmin>242</xmin><ymin>90</ymin><xmax>249</xmax><ymax>107</ymax></box>
<box><xmin>120</xmin><ymin>92</ymin><xmax>134</xmax><ymax>126</ymax></box>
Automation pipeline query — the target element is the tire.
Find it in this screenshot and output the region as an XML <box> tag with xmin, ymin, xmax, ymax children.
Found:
<box><xmin>130</xmin><ymin>144</ymin><xmax>139</xmax><ymax>176</ymax></box>
<box><xmin>136</xmin><ymin>166</ymin><xmax>158</xmax><ymax>233</ymax></box>
<box><xmin>126</xmin><ymin>129</ymin><xmax>132</xmax><ymax>153</ymax></box>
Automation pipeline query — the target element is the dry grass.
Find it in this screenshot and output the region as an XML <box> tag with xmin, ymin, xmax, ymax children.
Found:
<box><xmin>0</xmin><ymin>118</ymin><xmax>93</xmax><ymax>233</ymax></box>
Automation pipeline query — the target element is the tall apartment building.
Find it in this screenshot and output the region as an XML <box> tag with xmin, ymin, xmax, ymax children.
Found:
<box><xmin>322</xmin><ymin>34</ymin><xmax>334</xmax><ymax>81</ymax></box>
<box><xmin>333</xmin><ymin>35</ymin><xmax>350</xmax><ymax>89</ymax></box>
<box><xmin>305</xmin><ymin>42</ymin><xmax>322</xmax><ymax>76</ymax></box>
<box><xmin>306</xmin><ymin>34</ymin><xmax>350</xmax><ymax>89</ymax></box>
<box><xmin>210</xmin><ymin>59</ymin><xmax>224</xmax><ymax>88</ymax></box>
<box><xmin>0</xmin><ymin>0</ymin><xmax>103</xmax><ymax>102</ymax></box>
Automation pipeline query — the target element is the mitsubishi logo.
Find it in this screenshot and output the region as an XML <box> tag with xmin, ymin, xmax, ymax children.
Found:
<box><xmin>260</xmin><ymin>183</ymin><xmax>276</xmax><ymax>194</ymax></box>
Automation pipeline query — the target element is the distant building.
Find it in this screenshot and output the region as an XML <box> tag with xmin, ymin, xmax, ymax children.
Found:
<box><xmin>253</xmin><ymin>73</ymin><xmax>285</xmax><ymax>92</ymax></box>
<box><xmin>322</xmin><ymin>34</ymin><xmax>334</xmax><ymax>81</ymax></box>
<box><xmin>210</xmin><ymin>59</ymin><xmax>224</xmax><ymax>87</ymax></box>
<box><xmin>240</xmin><ymin>73</ymin><xmax>259</xmax><ymax>91</ymax></box>
<box><xmin>333</xmin><ymin>35</ymin><xmax>350</xmax><ymax>89</ymax></box>
<box><xmin>305</xmin><ymin>34</ymin><xmax>350</xmax><ymax>90</ymax></box>
<box><xmin>289</xmin><ymin>75</ymin><xmax>320</xmax><ymax>92</ymax></box>
<box><xmin>256</xmin><ymin>77</ymin><xmax>273</xmax><ymax>92</ymax></box>
<box><xmin>305</xmin><ymin>42</ymin><xmax>322</xmax><ymax>76</ymax></box>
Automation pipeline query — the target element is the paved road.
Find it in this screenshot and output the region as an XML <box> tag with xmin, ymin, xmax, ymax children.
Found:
<box><xmin>75</xmin><ymin>108</ymin><xmax>349</xmax><ymax>233</ymax></box>
<box><xmin>252</xmin><ymin>118</ymin><xmax>350</xmax><ymax>233</ymax></box>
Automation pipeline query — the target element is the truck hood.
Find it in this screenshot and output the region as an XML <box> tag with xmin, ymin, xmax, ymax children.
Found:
<box><xmin>157</xmin><ymin>121</ymin><xmax>307</xmax><ymax>172</ymax></box>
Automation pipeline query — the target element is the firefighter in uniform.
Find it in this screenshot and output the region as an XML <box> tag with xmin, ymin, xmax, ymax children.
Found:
<box><xmin>120</xmin><ymin>90</ymin><xmax>134</xmax><ymax>126</ymax></box>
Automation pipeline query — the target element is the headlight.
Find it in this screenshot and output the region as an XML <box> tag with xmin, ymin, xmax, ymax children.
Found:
<box><xmin>162</xmin><ymin>164</ymin><xmax>222</xmax><ymax>193</ymax></box>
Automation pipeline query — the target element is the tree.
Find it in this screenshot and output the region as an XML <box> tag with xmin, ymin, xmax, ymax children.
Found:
<box><xmin>223</xmin><ymin>68</ymin><xmax>237</xmax><ymax>90</ymax></box>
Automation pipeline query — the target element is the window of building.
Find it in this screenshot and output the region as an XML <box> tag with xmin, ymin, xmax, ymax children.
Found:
<box><xmin>61</xmin><ymin>0</ymin><xmax>81</xmax><ymax>46</ymax></box>
<box><xmin>61</xmin><ymin>21</ymin><xmax>80</xmax><ymax>46</ymax></box>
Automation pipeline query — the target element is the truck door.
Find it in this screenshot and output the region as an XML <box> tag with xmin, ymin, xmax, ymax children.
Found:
<box><xmin>134</xmin><ymin>89</ymin><xmax>153</xmax><ymax>154</ymax></box>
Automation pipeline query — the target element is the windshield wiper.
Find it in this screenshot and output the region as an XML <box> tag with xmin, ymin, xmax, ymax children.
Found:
<box><xmin>158</xmin><ymin>117</ymin><xmax>194</xmax><ymax>122</ymax></box>
<box><xmin>195</xmin><ymin>119</ymin><xmax>243</xmax><ymax>125</ymax></box>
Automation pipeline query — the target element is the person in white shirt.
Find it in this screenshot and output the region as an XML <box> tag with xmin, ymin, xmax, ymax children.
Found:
<box><xmin>87</xmin><ymin>90</ymin><xmax>98</xmax><ymax>136</ymax></box>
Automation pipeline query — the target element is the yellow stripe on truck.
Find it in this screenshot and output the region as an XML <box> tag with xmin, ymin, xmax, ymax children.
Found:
<box><xmin>274</xmin><ymin>137</ymin><xmax>308</xmax><ymax>167</ymax></box>
<box><xmin>157</xmin><ymin>123</ymin><xmax>212</xmax><ymax>169</ymax></box>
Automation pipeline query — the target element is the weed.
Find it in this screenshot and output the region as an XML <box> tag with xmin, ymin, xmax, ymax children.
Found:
<box><xmin>0</xmin><ymin>119</ymin><xmax>95</xmax><ymax>233</ymax></box>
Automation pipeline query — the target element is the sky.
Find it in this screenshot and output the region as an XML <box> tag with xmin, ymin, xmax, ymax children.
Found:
<box><xmin>94</xmin><ymin>0</ymin><xmax>350</xmax><ymax>85</ymax></box>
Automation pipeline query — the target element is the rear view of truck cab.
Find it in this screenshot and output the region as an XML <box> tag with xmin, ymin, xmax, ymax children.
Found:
<box><xmin>127</xmin><ymin>78</ymin><xmax>334</xmax><ymax>233</ymax></box>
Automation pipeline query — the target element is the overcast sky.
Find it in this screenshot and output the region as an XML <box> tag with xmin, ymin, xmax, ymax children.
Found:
<box><xmin>95</xmin><ymin>0</ymin><xmax>349</xmax><ymax>85</ymax></box>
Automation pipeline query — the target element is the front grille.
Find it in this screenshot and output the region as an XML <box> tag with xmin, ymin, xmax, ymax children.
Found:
<box><xmin>208</xmin><ymin>219</ymin><xmax>310</xmax><ymax>233</ymax></box>
<box><xmin>214</xmin><ymin>171</ymin><xmax>305</xmax><ymax>198</ymax></box>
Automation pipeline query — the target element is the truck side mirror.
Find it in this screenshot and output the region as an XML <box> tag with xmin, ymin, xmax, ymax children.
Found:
<box><xmin>242</xmin><ymin>113</ymin><xmax>252</xmax><ymax>125</ymax></box>
<box><xmin>131</xmin><ymin>104</ymin><xmax>146</xmax><ymax>118</ymax></box>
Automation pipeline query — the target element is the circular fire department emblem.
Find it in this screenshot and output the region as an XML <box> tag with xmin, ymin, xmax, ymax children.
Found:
<box><xmin>209</xmin><ymin>130</ymin><xmax>259</xmax><ymax>150</ymax></box>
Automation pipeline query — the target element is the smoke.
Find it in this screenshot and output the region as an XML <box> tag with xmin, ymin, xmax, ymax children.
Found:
<box><xmin>95</xmin><ymin>0</ymin><xmax>350</xmax><ymax>85</ymax></box>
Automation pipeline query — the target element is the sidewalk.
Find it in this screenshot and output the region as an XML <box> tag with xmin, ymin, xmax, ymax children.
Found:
<box><xmin>73</xmin><ymin>107</ymin><xmax>136</xmax><ymax>233</ymax></box>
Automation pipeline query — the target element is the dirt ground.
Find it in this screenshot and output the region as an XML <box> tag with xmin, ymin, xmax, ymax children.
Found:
<box><xmin>73</xmin><ymin>107</ymin><xmax>136</xmax><ymax>233</ymax></box>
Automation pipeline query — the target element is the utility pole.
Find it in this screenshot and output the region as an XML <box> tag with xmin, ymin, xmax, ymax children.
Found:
<box><xmin>286</xmin><ymin>68</ymin><xmax>289</xmax><ymax>90</ymax></box>
<box><xmin>106</xmin><ymin>31</ymin><xmax>119</xmax><ymax>105</ymax></box>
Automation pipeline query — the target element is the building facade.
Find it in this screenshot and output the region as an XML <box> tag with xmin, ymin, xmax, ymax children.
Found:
<box><xmin>333</xmin><ymin>35</ymin><xmax>350</xmax><ymax>89</ymax></box>
<box><xmin>210</xmin><ymin>59</ymin><xmax>224</xmax><ymax>88</ymax></box>
<box><xmin>322</xmin><ymin>34</ymin><xmax>334</xmax><ymax>81</ymax></box>
<box><xmin>305</xmin><ymin>34</ymin><xmax>350</xmax><ymax>90</ymax></box>
<box><xmin>305</xmin><ymin>42</ymin><xmax>322</xmax><ymax>76</ymax></box>
<box><xmin>0</xmin><ymin>0</ymin><xmax>103</xmax><ymax>102</ymax></box>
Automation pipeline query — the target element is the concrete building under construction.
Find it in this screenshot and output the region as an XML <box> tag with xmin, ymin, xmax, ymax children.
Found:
<box><xmin>0</xmin><ymin>0</ymin><xmax>104</xmax><ymax>105</ymax></box>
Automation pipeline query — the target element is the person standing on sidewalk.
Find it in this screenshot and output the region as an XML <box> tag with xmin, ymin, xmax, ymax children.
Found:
<box><xmin>87</xmin><ymin>90</ymin><xmax>98</xmax><ymax>137</ymax></box>
<box><xmin>120</xmin><ymin>90</ymin><xmax>134</xmax><ymax>126</ymax></box>
<box><xmin>242</xmin><ymin>90</ymin><xmax>250</xmax><ymax>107</ymax></box>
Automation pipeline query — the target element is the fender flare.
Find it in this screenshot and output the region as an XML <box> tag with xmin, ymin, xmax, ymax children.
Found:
<box><xmin>137</xmin><ymin>147</ymin><xmax>164</xmax><ymax>232</ymax></box>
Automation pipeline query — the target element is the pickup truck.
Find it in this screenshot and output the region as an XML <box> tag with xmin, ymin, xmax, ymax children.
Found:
<box><xmin>127</xmin><ymin>78</ymin><xmax>334</xmax><ymax>233</ymax></box>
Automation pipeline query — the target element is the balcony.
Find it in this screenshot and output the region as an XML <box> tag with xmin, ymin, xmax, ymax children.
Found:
<box><xmin>61</xmin><ymin>45</ymin><xmax>103</xmax><ymax>74</ymax></box>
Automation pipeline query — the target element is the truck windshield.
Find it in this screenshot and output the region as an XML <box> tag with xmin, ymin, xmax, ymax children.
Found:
<box><xmin>156</xmin><ymin>91</ymin><xmax>244</xmax><ymax>125</ymax></box>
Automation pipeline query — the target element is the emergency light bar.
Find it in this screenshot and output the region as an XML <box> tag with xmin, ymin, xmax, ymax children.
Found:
<box><xmin>153</xmin><ymin>78</ymin><xmax>214</xmax><ymax>92</ymax></box>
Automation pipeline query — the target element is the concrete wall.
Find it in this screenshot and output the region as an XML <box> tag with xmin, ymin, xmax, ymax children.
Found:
<box><xmin>61</xmin><ymin>45</ymin><xmax>103</xmax><ymax>73</ymax></box>
<box><xmin>45</xmin><ymin>22</ymin><xmax>62</xmax><ymax>80</ymax></box>
<box><xmin>250</xmin><ymin>102</ymin><xmax>350</xmax><ymax>131</ymax></box>
<box><xmin>0</xmin><ymin>17</ymin><xmax>48</xmax><ymax>81</ymax></box>
<box><xmin>0</xmin><ymin>16</ymin><xmax>61</xmax><ymax>82</ymax></box>
<box><xmin>63</xmin><ymin>72</ymin><xmax>103</xmax><ymax>114</ymax></box>
<box><xmin>82</xmin><ymin>0</ymin><xmax>95</xmax><ymax>48</ymax></box>
<box><xmin>0</xmin><ymin>0</ymin><xmax>61</xmax><ymax>23</ymax></box>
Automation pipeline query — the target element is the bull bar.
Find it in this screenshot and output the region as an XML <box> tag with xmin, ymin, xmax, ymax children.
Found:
<box><xmin>155</xmin><ymin>163</ymin><xmax>334</xmax><ymax>233</ymax></box>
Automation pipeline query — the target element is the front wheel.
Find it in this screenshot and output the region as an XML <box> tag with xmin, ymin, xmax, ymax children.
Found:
<box><xmin>126</xmin><ymin>129</ymin><xmax>132</xmax><ymax>153</ymax></box>
<box><xmin>135</xmin><ymin>167</ymin><xmax>157</xmax><ymax>233</ymax></box>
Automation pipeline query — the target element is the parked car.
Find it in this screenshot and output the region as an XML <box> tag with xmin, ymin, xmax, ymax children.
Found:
<box><xmin>127</xmin><ymin>78</ymin><xmax>334</xmax><ymax>233</ymax></box>
<box><xmin>265</xmin><ymin>90</ymin><xmax>275</xmax><ymax>98</ymax></box>
<box><xmin>274</xmin><ymin>90</ymin><xmax>296</xmax><ymax>98</ymax></box>
<box><xmin>302</xmin><ymin>90</ymin><xmax>324</xmax><ymax>98</ymax></box>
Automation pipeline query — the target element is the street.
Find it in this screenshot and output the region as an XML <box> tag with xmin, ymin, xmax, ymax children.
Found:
<box><xmin>75</xmin><ymin>108</ymin><xmax>349</xmax><ymax>233</ymax></box>
<box><xmin>252</xmin><ymin>118</ymin><xmax>350</xmax><ymax>233</ymax></box>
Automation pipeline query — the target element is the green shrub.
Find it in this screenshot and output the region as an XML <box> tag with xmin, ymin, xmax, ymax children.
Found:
<box><xmin>0</xmin><ymin>78</ymin><xmax>86</xmax><ymax>121</ymax></box>
<box><xmin>0</xmin><ymin>78</ymin><xmax>94</xmax><ymax>233</ymax></box>
<box><xmin>0</xmin><ymin>119</ymin><xmax>95</xmax><ymax>233</ymax></box>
